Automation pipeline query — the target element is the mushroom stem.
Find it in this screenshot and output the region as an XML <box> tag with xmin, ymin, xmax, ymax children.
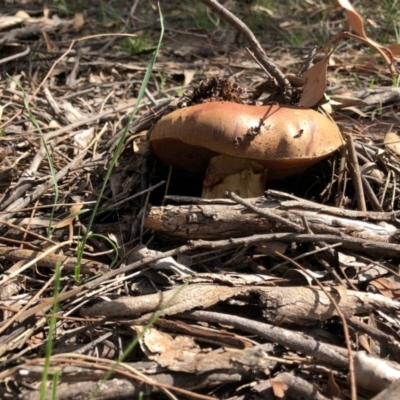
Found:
<box><xmin>202</xmin><ymin>155</ymin><xmax>267</xmax><ymax>199</ymax></box>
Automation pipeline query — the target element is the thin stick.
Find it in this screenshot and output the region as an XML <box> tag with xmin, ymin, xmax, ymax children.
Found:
<box><xmin>200</xmin><ymin>0</ymin><xmax>290</xmax><ymax>90</ymax></box>
<box><xmin>361</xmin><ymin>174</ymin><xmax>383</xmax><ymax>211</ymax></box>
<box><xmin>181</xmin><ymin>310</ymin><xmax>348</xmax><ymax>368</ymax></box>
<box><xmin>84</xmin><ymin>231</ymin><xmax>400</xmax><ymax>291</ymax></box>
<box><xmin>275</xmin><ymin>252</ymin><xmax>357</xmax><ymax>400</ymax></box>
<box><xmin>346</xmin><ymin>133</ymin><xmax>367</xmax><ymax>211</ymax></box>
<box><xmin>227</xmin><ymin>191</ymin><xmax>303</xmax><ymax>231</ymax></box>
<box><xmin>0</xmin><ymin>45</ymin><xmax>30</xmax><ymax>65</ymax></box>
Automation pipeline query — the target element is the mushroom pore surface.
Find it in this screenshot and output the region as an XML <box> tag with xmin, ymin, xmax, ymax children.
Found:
<box><xmin>150</xmin><ymin>101</ymin><xmax>344</xmax><ymax>179</ymax></box>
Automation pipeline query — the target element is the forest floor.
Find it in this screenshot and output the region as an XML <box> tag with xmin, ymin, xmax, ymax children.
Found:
<box><xmin>1</xmin><ymin>1</ymin><xmax>400</xmax><ymax>399</ymax></box>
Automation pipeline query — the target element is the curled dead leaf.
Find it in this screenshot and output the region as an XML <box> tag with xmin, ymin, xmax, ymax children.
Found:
<box><xmin>323</xmin><ymin>370</ymin><xmax>341</xmax><ymax>399</ymax></box>
<box><xmin>299</xmin><ymin>54</ymin><xmax>328</xmax><ymax>107</ymax></box>
<box><xmin>338</xmin><ymin>0</ymin><xmax>367</xmax><ymax>38</ymax></box>
<box><xmin>369</xmin><ymin>277</ymin><xmax>400</xmax><ymax>300</ymax></box>
<box><xmin>338</xmin><ymin>0</ymin><xmax>397</xmax><ymax>70</ymax></box>
<box><xmin>387</xmin><ymin>43</ymin><xmax>400</xmax><ymax>58</ymax></box>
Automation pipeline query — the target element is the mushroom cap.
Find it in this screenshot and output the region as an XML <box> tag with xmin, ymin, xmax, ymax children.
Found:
<box><xmin>150</xmin><ymin>101</ymin><xmax>344</xmax><ymax>179</ymax></box>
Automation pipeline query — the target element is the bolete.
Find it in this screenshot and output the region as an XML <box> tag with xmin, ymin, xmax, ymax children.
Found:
<box><xmin>150</xmin><ymin>101</ymin><xmax>344</xmax><ymax>198</ymax></box>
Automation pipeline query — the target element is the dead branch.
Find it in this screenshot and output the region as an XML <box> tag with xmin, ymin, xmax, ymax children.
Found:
<box><xmin>346</xmin><ymin>133</ymin><xmax>367</xmax><ymax>211</ymax></box>
<box><xmin>144</xmin><ymin>195</ymin><xmax>399</xmax><ymax>253</ymax></box>
<box><xmin>80</xmin><ymin>284</ymin><xmax>400</xmax><ymax>326</ymax></box>
<box><xmin>0</xmin><ymin>246</ymin><xmax>107</xmax><ymax>275</ymax></box>
<box><xmin>200</xmin><ymin>0</ymin><xmax>290</xmax><ymax>90</ymax></box>
<box><xmin>181</xmin><ymin>310</ymin><xmax>349</xmax><ymax>368</ymax></box>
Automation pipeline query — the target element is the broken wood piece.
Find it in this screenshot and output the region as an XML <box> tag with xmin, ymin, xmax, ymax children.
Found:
<box><xmin>81</xmin><ymin>284</ymin><xmax>242</xmax><ymax>319</ymax></box>
<box><xmin>144</xmin><ymin>195</ymin><xmax>398</xmax><ymax>243</ymax></box>
<box><xmin>80</xmin><ymin>283</ymin><xmax>400</xmax><ymax>326</ymax></box>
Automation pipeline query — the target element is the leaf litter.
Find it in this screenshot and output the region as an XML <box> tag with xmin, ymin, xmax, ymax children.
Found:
<box><xmin>1</xmin><ymin>1</ymin><xmax>400</xmax><ymax>399</ymax></box>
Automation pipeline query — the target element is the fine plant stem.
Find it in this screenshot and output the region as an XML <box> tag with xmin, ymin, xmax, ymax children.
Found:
<box><xmin>74</xmin><ymin>4</ymin><xmax>165</xmax><ymax>280</ymax></box>
<box><xmin>90</xmin><ymin>233</ymin><xmax>119</xmax><ymax>267</ymax></box>
<box><xmin>51</xmin><ymin>370</ymin><xmax>60</xmax><ymax>400</ymax></box>
<box><xmin>40</xmin><ymin>262</ymin><xmax>62</xmax><ymax>400</ymax></box>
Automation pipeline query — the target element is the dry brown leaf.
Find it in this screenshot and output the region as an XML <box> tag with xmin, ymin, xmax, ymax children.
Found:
<box><xmin>324</xmin><ymin>370</ymin><xmax>341</xmax><ymax>399</ymax></box>
<box><xmin>54</xmin><ymin>204</ymin><xmax>83</xmax><ymax>229</ymax></box>
<box><xmin>384</xmin><ymin>132</ymin><xmax>400</xmax><ymax>156</ymax></box>
<box><xmin>328</xmin><ymin>94</ymin><xmax>368</xmax><ymax>109</ymax></box>
<box><xmin>387</xmin><ymin>43</ymin><xmax>400</xmax><ymax>57</ymax></box>
<box><xmin>337</xmin><ymin>0</ymin><xmax>367</xmax><ymax>38</ymax></box>
<box><xmin>299</xmin><ymin>54</ymin><xmax>328</xmax><ymax>107</ymax></box>
<box><xmin>135</xmin><ymin>326</ymin><xmax>275</xmax><ymax>375</ymax></box>
<box><xmin>338</xmin><ymin>0</ymin><xmax>396</xmax><ymax>69</ymax></box>
<box><xmin>74</xmin><ymin>12</ymin><xmax>84</xmax><ymax>30</ymax></box>
<box><xmin>358</xmin><ymin>334</ymin><xmax>371</xmax><ymax>353</ymax></box>
<box><xmin>73</xmin><ymin>128</ymin><xmax>95</xmax><ymax>154</ymax></box>
<box><xmin>48</xmin><ymin>120</ymin><xmax>61</xmax><ymax>129</ymax></box>
<box><xmin>369</xmin><ymin>277</ymin><xmax>400</xmax><ymax>300</ymax></box>
<box><xmin>270</xmin><ymin>379</ymin><xmax>289</xmax><ymax>398</ymax></box>
<box><xmin>333</xmin><ymin>284</ymin><xmax>348</xmax><ymax>305</ymax></box>
<box><xmin>137</xmin><ymin>326</ymin><xmax>198</xmax><ymax>359</ymax></box>
<box><xmin>366</xmin><ymin>314</ymin><xmax>381</xmax><ymax>356</ymax></box>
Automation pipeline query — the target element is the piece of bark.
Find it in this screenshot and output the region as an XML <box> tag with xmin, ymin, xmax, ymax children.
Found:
<box><xmin>254</xmin><ymin>285</ymin><xmax>400</xmax><ymax>325</ymax></box>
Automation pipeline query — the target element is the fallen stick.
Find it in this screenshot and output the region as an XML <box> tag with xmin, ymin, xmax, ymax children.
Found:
<box><xmin>144</xmin><ymin>194</ymin><xmax>398</xmax><ymax>244</ymax></box>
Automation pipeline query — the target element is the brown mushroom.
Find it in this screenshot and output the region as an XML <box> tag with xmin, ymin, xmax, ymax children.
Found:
<box><xmin>150</xmin><ymin>101</ymin><xmax>344</xmax><ymax>198</ymax></box>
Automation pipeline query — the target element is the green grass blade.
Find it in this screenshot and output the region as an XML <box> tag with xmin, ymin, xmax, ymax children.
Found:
<box><xmin>40</xmin><ymin>262</ymin><xmax>62</xmax><ymax>400</ymax></box>
<box><xmin>74</xmin><ymin>3</ymin><xmax>165</xmax><ymax>280</ymax></box>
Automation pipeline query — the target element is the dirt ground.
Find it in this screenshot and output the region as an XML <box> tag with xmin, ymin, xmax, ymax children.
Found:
<box><xmin>1</xmin><ymin>1</ymin><xmax>400</xmax><ymax>399</ymax></box>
